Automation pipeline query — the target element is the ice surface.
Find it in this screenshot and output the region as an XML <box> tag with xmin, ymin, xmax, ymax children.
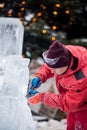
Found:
<box><xmin>0</xmin><ymin>18</ymin><xmax>36</xmax><ymax>130</ymax></box>
<box><xmin>0</xmin><ymin>17</ymin><xmax>24</xmax><ymax>56</ymax></box>
<box><xmin>0</xmin><ymin>55</ymin><xmax>29</xmax><ymax>97</ymax></box>
<box><xmin>0</xmin><ymin>56</ymin><xmax>36</xmax><ymax>130</ymax></box>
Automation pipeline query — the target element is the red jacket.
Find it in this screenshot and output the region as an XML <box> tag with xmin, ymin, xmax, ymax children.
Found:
<box><xmin>35</xmin><ymin>45</ymin><xmax>87</xmax><ymax>112</ymax></box>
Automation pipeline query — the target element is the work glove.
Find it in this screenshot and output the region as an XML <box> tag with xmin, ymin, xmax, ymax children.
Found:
<box><xmin>30</xmin><ymin>77</ymin><xmax>41</xmax><ymax>89</ymax></box>
<box><xmin>26</xmin><ymin>81</ymin><xmax>42</xmax><ymax>105</ymax></box>
<box><xmin>27</xmin><ymin>92</ymin><xmax>42</xmax><ymax>105</ymax></box>
<box><xmin>28</xmin><ymin>88</ymin><xmax>38</xmax><ymax>95</ymax></box>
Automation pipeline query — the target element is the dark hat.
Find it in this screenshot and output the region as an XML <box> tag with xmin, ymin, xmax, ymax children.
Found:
<box><xmin>43</xmin><ymin>40</ymin><xmax>70</xmax><ymax>68</ymax></box>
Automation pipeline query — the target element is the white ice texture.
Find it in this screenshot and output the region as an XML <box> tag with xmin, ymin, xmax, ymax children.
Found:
<box><xmin>0</xmin><ymin>18</ymin><xmax>24</xmax><ymax>56</ymax></box>
<box><xmin>0</xmin><ymin>18</ymin><xmax>36</xmax><ymax>130</ymax></box>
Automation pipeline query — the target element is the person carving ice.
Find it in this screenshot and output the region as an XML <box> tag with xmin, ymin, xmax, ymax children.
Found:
<box><xmin>27</xmin><ymin>40</ymin><xmax>87</xmax><ymax>130</ymax></box>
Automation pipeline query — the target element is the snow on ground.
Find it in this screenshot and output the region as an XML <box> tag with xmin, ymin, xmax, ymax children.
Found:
<box><xmin>36</xmin><ymin>119</ymin><xmax>67</xmax><ymax>130</ymax></box>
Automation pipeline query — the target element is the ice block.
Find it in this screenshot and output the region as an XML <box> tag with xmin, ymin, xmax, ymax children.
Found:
<box><xmin>0</xmin><ymin>17</ymin><xmax>24</xmax><ymax>56</ymax></box>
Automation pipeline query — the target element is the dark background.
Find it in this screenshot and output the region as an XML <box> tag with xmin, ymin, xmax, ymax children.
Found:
<box><xmin>0</xmin><ymin>0</ymin><xmax>87</xmax><ymax>58</ymax></box>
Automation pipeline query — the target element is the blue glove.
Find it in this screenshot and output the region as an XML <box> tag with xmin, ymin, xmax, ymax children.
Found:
<box><xmin>29</xmin><ymin>88</ymin><xmax>39</xmax><ymax>95</ymax></box>
<box><xmin>26</xmin><ymin>88</ymin><xmax>39</xmax><ymax>99</ymax></box>
<box><xmin>30</xmin><ymin>77</ymin><xmax>41</xmax><ymax>89</ymax></box>
<box><xmin>26</xmin><ymin>77</ymin><xmax>41</xmax><ymax>99</ymax></box>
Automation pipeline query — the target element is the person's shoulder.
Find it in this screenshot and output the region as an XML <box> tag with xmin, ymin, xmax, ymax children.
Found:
<box><xmin>65</xmin><ymin>45</ymin><xmax>86</xmax><ymax>51</ymax></box>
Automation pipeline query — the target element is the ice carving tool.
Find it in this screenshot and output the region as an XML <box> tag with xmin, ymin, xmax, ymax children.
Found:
<box><xmin>25</xmin><ymin>80</ymin><xmax>38</xmax><ymax>99</ymax></box>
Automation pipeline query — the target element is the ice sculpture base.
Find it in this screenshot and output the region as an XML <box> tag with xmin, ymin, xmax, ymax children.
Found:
<box><xmin>0</xmin><ymin>55</ymin><xmax>36</xmax><ymax>130</ymax></box>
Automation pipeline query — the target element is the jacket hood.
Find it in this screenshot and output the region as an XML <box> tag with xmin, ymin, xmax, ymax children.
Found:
<box><xmin>65</xmin><ymin>45</ymin><xmax>87</xmax><ymax>75</ymax></box>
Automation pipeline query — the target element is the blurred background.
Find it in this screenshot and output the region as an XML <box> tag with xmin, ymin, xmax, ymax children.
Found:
<box><xmin>0</xmin><ymin>0</ymin><xmax>87</xmax><ymax>59</ymax></box>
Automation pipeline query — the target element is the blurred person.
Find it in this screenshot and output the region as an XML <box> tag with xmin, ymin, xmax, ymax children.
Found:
<box><xmin>27</xmin><ymin>40</ymin><xmax>87</xmax><ymax>130</ymax></box>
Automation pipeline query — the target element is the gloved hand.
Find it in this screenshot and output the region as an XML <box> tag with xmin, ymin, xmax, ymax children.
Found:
<box><xmin>28</xmin><ymin>92</ymin><xmax>42</xmax><ymax>105</ymax></box>
<box><xmin>28</xmin><ymin>88</ymin><xmax>38</xmax><ymax>95</ymax></box>
<box><xmin>26</xmin><ymin>86</ymin><xmax>39</xmax><ymax>99</ymax></box>
<box><xmin>30</xmin><ymin>77</ymin><xmax>41</xmax><ymax>89</ymax></box>
<box><xmin>26</xmin><ymin>77</ymin><xmax>42</xmax><ymax>104</ymax></box>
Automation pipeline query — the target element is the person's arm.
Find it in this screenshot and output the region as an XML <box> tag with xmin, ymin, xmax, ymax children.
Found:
<box><xmin>35</xmin><ymin>63</ymin><xmax>54</xmax><ymax>82</ymax></box>
<box><xmin>27</xmin><ymin>63</ymin><xmax>54</xmax><ymax>99</ymax></box>
<box><xmin>41</xmin><ymin>82</ymin><xmax>87</xmax><ymax>112</ymax></box>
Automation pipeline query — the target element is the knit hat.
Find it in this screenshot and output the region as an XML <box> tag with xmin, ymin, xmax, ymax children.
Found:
<box><xmin>42</xmin><ymin>40</ymin><xmax>70</xmax><ymax>68</ymax></box>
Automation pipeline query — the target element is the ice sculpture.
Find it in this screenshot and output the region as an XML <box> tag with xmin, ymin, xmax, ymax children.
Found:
<box><xmin>0</xmin><ymin>18</ymin><xmax>36</xmax><ymax>130</ymax></box>
<box><xmin>0</xmin><ymin>17</ymin><xmax>24</xmax><ymax>56</ymax></box>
